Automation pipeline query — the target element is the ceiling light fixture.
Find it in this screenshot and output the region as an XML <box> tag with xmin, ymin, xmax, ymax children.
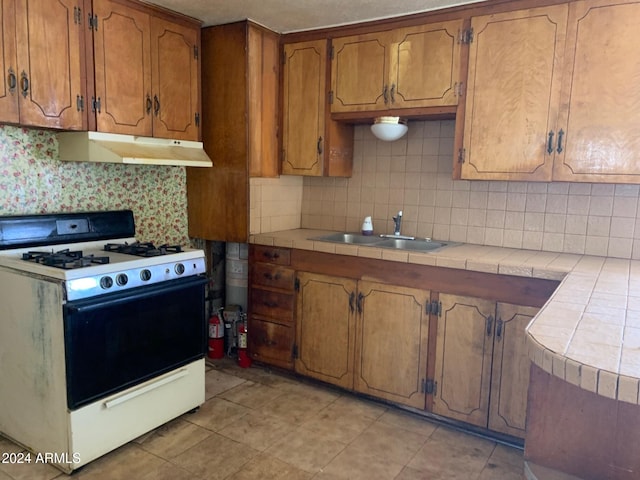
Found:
<box><xmin>370</xmin><ymin>116</ymin><xmax>408</xmax><ymax>142</ymax></box>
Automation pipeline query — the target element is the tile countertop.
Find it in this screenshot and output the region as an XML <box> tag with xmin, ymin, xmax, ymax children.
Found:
<box><xmin>250</xmin><ymin>228</ymin><xmax>640</xmax><ymax>405</ymax></box>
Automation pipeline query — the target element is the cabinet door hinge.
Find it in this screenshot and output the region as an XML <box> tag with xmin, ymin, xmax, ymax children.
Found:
<box><xmin>73</xmin><ymin>6</ymin><xmax>82</xmax><ymax>25</ymax></box>
<box><xmin>425</xmin><ymin>379</ymin><xmax>437</xmax><ymax>395</ymax></box>
<box><xmin>457</xmin><ymin>81</ymin><xmax>464</xmax><ymax>97</ymax></box>
<box><xmin>88</xmin><ymin>14</ymin><xmax>98</xmax><ymax>31</ymax></box>
<box><xmin>195</xmin><ymin>112</ymin><xmax>200</xmax><ymax>126</ymax></box>
<box><xmin>193</xmin><ymin>45</ymin><xmax>198</xmax><ymax>59</ymax></box>
<box><xmin>294</xmin><ymin>277</ymin><xmax>300</xmax><ymax>292</ymax></box>
<box><xmin>328</xmin><ymin>90</ymin><xmax>334</xmax><ymax>105</ymax></box>
<box><xmin>76</xmin><ymin>95</ymin><xmax>84</xmax><ymax>112</ymax></box>
<box><xmin>91</xmin><ymin>96</ymin><xmax>101</xmax><ymax>113</ymax></box>
<box><xmin>458</xmin><ymin>148</ymin><xmax>466</xmax><ymax>164</ymax></box>
<box><xmin>429</xmin><ymin>300</ymin><xmax>441</xmax><ymax>316</ymax></box>
<box><xmin>292</xmin><ymin>343</ymin><xmax>298</xmax><ymax>359</ymax></box>
<box><xmin>460</xmin><ymin>28</ymin><xmax>473</xmax><ymax>44</ymax></box>
<box><xmin>330</xmin><ymin>45</ymin><xmax>334</xmax><ymax>60</ymax></box>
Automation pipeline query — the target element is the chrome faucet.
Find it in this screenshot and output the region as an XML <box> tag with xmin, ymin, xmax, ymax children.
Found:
<box><xmin>392</xmin><ymin>210</ymin><xmax>402</xmax><ymax>236</ymax></box>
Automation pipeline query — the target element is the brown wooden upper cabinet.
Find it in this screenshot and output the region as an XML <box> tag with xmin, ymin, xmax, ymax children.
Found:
<box><xmin>282</xmin><ymin>39</ymin><xmax>353</xmax><ymax>176</ymax></box>
<box><xmin>0</xmin><ymin>0</ymin><xmax>87</xmax><ymax>129</ymax></box>
<box><xmin>330</xmin><ymin>20</ymin><xmax>463</xmax><ymax>113</ymax></box>
<box><xmin>92</xmin><ymin>0</ymin><xmax>200</xmax><ymax>140</ymax></box>
<box><xmin>460</xmin><ymin>0</ymin><xmax>640</xmax><ymax>183</ymax></box>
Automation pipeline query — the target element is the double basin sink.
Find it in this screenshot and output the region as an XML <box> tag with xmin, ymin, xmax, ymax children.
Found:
<box><xmin>310</xmin><ymin>232</ymin><xmax>452</xmax><ymax>253</ymax></box>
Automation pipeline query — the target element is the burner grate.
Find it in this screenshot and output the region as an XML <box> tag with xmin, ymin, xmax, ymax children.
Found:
<box><xmin>22</xmin><ymin>249</ymin><xmax>110</xmax><ymax>270</ymax></box>
<box><xmin>104</xmin><ymin>242</ymin><xmax>183</xmax><ymax>257</ymax></box>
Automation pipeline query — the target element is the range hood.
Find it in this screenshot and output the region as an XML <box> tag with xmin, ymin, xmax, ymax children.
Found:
<box><xmin>57</xmin><ymin>131</ymin><xmax>213</xmax><ymax>167</ymax></box>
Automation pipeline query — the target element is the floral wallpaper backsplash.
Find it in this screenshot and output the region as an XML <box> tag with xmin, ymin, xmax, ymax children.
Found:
<box><xmin>0</xmin><ymin>125</ymin><xmax>190</xmax><ymax>246</ymax></box>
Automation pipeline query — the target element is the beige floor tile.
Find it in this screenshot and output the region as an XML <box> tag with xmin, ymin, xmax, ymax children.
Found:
<box><xmin>71</xmin><ymin>444</ymin><xmax>167</xmax><ymax>480</ymax></box>
<box><xmin>320</xmin><ymin>445</ymin><xmax>405</xmax><ymax>480</ymax></box>
<box><xmin>171</xmin><ymin>433</ymin><xmax>258</xmax><ymax>480</ymax></box>
<box><xmin>266</xmin><ymin>428</ymin><xmax>346</xmax><ymax>473</ymax></box>
<box><xmin>139</xmin><ymin>463</ymin><xmax>203</xmax><ymax>480</ymax></box>
<box><xmin>186</xmin><ymin>397</ymin><xmax>251</xmax><ymax>432</ymax></box>
<box><xmin>217</xmin><ymin>412</ymin><xmax>297</xmax><ymax>451</ymax></box>
<box><xmin>319</xmin><ymin>394</ymin><xmax>387</xmax><ymax>420</ymax></box>
<box><xmin>134</xmin><ymin>417</ymin><xmax>213</xmax><ymax>459</ymax></box>
<box><xmin>488</xmin><ymin>444</ymin><xmax>524</xmax><ymax>469</ymax></box>
<box><xmin>0</xmin><ymin>455</ymin><xmax>62</xmax><ymax>480</ymax></box>
<box><xmin>208</xmin><ymin>359</ymin><xmax>296</xmax><ymax>388</ymax></box>
<box><xmin>205</xmin><ymin>367</ymin><xmax>247</xmax><ymax>399</ymax></box>
<box><xmin>477</xmin><ymin>463</ymin><xmax>523</xmax><ymax>480</ymax></box>
<box><xmin>376</xmin><ymin>409</ymin><xmax>439</xmax><ymax>437</ymax></box>
<box><xmin>276</xmin><ymin>379</ymin><xmax>342</xmax><ymax>405</ymax></box>
<box><xmin>226</xmin><ymin>454</ymin><xmax>312</xmax><ymax>480</ymax></box>
<box><xmin>257</xmin><ymin>391</ymin><xmax>336</xmax><ymax>425</ymax></box>
<box><xmin>219</xmin><ymin>380</ymin><xmax>286</xmax><ymax>409</ymax></box>
<box><xmin>407</xmin><ymin>426</ymin><xmax>495</xmax><ymax>478</ymax></box>
<box><xmin>346</xmin><ymin>421</ymin><xmax>430</xmax><ymax>465</ymax></box>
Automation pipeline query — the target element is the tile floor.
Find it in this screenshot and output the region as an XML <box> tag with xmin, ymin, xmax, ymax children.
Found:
<box><xmin>0</xmin><ymin>359</ymin><xmax>526</xmax><ymax>480</ymax></box>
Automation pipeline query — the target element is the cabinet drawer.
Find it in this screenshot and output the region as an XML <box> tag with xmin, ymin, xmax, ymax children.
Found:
<box><xmin>251</xmin><ymin>263</ymin><xmax>295</xmax><ymax>290</ymax></box>
<box><xmin>252</xmin><ymin>245</ymin><xmax>291</xmax><ymax>266</ymax></box>
<box><xmin>250</xmin><ymin>288</ymin><xmax>294</xmax><ymax>321</ymax></box>
<box><xmin>248</xmin><ymin>316</ymin><xmax>294</xmax><ymax>368</ymax></box>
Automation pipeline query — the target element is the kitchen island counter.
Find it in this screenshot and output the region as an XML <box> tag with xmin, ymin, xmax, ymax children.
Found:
<box><xmin>250</xmin><ymin>228</ymin><xmax>640</xmax><ymax>405</ymax></box>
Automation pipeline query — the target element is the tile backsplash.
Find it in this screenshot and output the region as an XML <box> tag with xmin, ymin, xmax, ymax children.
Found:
<box><xmin>301</xmin><ymin>120</ymin><xmax>640</xmax><ymax>260</ymax></box>
<box><xmin>0</xmin><ymin>125</ymin><xmax>189</xmax><ymax>245</ymax></box>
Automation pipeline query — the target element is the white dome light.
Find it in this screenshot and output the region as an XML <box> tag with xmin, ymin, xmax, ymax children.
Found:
<box><xmin>370</xmin><ymin>116</ymin><xmax>408</xmax><ymax>141</ymax></box>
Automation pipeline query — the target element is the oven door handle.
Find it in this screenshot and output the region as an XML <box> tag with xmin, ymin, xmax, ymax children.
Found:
<box><xmin>103</xmin><ymin>368</ymin><xmax>189</xmax><ymax>409</ymax></box>
<box><xmin>65</xmin><ymin>275</ymin><xmax>208</xmax><ymax>313</ymax></box>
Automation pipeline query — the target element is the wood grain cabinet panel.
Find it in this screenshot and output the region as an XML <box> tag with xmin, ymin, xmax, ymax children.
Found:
<box><xmin>433</xmin><ymin>294</ymin><xmax>537</xmax><ymax>438</ymax></box>
<box><xmin>187</xmin><ymin>21</ymin><xmax>278</xmax><ymax>242</ymax></box>
<box><xmin>2</xmin><ymin>0</ymin><xmax>87</xmax><ymax>129</ymax></box>
<box><xmin>433</xmin><ymin>294</ymin><xmax>495</xmax><ymax>428</ymax></box>
<box><xmin>0</xmin><ymin>0</ymin><xmax>18</xmax><ymax>124</ymax></box>
<box><xmin>92</xmin><ymin>0</ymin><xmax>199</xmax><ymax>140</ymax></box>
<box><xmin>553</xmin><ymin>0</ymin><xmax>640</xmax><ymax>182</ymax></box>
<box><xmin>248</xmin><ymin>316</ymin><xmax>294</xmax><ymax>367</ymax></box>
<box><xmin>460</xmin><ymin>0</ymin><xmax>640</xmax><ymax>184</ymax></box>
<box><xmin>460</xmin><ymin>5</ymin><xmax>567</xmax><ymax>181</ymax></box>
<box><xmin>331</xmin><ymin>20</ymin><xmax>462</xmax><ymax>113</ymax></box>
<box><xmin>294</xmin><ymin>272</ymin><xmax>357</xmax><ymax>389</ymax></box>
<box><xmin>354</xmin><ymin>281</ymin><xmax>430</xmax><ymax>409</ymax></box>
<box><xmin>489</xmin><ymin>302</ymin><xmax>539</xmax><ymax>438</ymax></box>
<box><xmin>282</xmin><ymin>39</ymin><xmax>353</xmax><ymax>177</ymax></box>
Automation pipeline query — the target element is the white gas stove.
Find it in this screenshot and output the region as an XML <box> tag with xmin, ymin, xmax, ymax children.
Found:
<box><xmin>0</xmin><ymin>210</ymin><xmax>207</xmax><ymax>473</ymax></box>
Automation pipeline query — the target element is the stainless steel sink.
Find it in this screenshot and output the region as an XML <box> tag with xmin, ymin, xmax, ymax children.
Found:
<box><xmin>311</xmin><ymin>232</ymin><xmax>383</xmax><ymax>245</ymax></box>
<box><xmin>376</xmin><ymin>238</ymin><xmax>449</xmax><ymax>251</ymax></box>
<box><xmin>311</xmin><ymin>232</ymin><xmax>452</xmax><ymax>252</ymax></box>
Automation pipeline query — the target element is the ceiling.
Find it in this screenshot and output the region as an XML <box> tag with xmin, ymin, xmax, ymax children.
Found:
<box><xmin>143</xmin><ymin>0</ymin><xmax>486</xmax><ymax>33</ymax></box>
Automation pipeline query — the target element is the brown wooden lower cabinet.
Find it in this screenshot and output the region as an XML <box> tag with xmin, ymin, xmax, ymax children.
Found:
<box><xmin>353</xmin><ymin>281</ymin><xmax>431</xmax><ymax>409</ymax></box>
<box><xmin>247</xmin><ymin>246</ymin><xmax>556</xmax><ymax>439</ymax></box>
<box><xmin>432</xmin><ymin>295</ymin><xmax>538</xmax><ymax>438</ymax></box>
<box><xmin>294</xmin><ymin>272</ymin><xmax>357</xmax><ymax>389</ymax></box>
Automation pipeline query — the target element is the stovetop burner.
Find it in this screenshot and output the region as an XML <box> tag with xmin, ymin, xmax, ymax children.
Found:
<box><xmin>103</xmin><ymin>242</ymin><xmax>183</xmax><ymax>257</ymax></box>
<box><xmin>22</xmin><ymin>249</ymin><xmax>111</xmax><ymax>270</ymax></box>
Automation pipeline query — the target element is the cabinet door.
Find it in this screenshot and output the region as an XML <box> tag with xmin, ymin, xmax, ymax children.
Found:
<box><xmin>14</xmin><ymin>0</ymin><xmax>86</xmax><ymax>129</ymax></box>
<box><xmin>432</xmin><ymin>294</ymin><xmax>494</xmax><ymax>428</ymax></box>
<box><xmin>390</xmin><ymin>20</ymin><xmax>463</xmax><ymax>109</ymax></box>
<box><xmin>93</xmin><ymin>0</ymin><xmax>152</xmax><ymax>136</ymax></box>
<box><xmin>295</xmin><ymin>272</ymin><xmax>356</xmax><ymax>389</ymax></box>
<box><xmin>282</xmin><ymin>40</ymin><xmax>326</xmax><ymax>176</ymax></box>
<box><xmin>553</xmin><ymin>0</ymin><xmax>640</xmax><ymax>183</ymax></box>
<box><xmin>0</xmin><ymin>0</ymin><xmax>18</xmax><ymax>124</ymax></box>
<box><xmin>489</xmin><ymin>302</ymin><xmax>538</xmax><ymax>438</ymax></box>
<box><xmin>150</xmin><ymin>17</ymin><xmax>199</xmax><ymax>141</ymax></box>
<box><xmin>354</xmin><ymin>281</ymin><xmax>430</xmax><ymax>409</ymax></box>
<box><xmin>248</xmin><ymin>316</ymin><xmax>294</xmax><ymax>369</ymax></box>
<box><xmin>461</xmin><ymin>5</ymin><xmax>568</xmax><ymax>181</ymax></box>
<box><xmin>330</xmin><ymin>32</ymin><xmax>390</xmax><ymax>112</ymax></box>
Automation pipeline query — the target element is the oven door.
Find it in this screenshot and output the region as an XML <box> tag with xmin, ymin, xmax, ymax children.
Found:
<box><xmin>63</xmin><ymin>275</ymin><xmax>208</xmax><ymax>410</ymax></box>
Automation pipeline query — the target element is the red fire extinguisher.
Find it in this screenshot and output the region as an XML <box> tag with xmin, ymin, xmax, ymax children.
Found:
<box><xmin>207</xmin><ymin>308</ymin><xmax>224</xmax><ymax>359</ymax></box>
<box><xmin>237</xmin><ymin>313</ymin><xmax>252</xmax><ymax>368</ymax></box>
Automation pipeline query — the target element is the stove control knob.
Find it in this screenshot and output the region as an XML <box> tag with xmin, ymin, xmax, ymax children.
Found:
<box><xmin>175</xmin><ymin>263</ymin><xmax>185</xmax><ymax>275</ymax></box>
<box><xmin>100</xmin><ymin>276</ymin><xmax>113</xmax><ymax>289</ymax></box>
<box><xmin>116</xmin><ymin>273</ymin><xmax>128</xmax><ymax>286</ymax></box>
<box><xmin>140</xmin><ymin>269</ymin><xmax>152</xmax><ymax>281</ymax></box>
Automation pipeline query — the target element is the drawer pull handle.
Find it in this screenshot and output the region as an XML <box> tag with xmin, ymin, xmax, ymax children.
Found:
<box><xmin>263</xmin><ymin>251</ymin><xmax>280</xmax><ymax>260</ymax></box>
<box><xmin>547</xmin><ymin>130</ymin><xmax>554</xmax><ymax>155</ymax></box>
<box><xmin>263</xmin><ymin>272</ymin><xmax>282</xmax><ymax>281</ymax></box>
<box><xmin>349</xmin><ymin>292</ymin><xmax>355</xmax><ymax>313</ymax></box>
<box><xmin>104</xmin><ymin>368</ymin><xmax>188</xmax><ymax>409</ymax></box>
<box><xmin>556</xmin><ymin>129</ymin><xmax>564</xmax><ymax>154</ymax></box>
<box><xmin>263</xmin><ymin>301</ymin><xmax>278</xmax><ymax>308</ymax></box>
<box><xmin>496</xmin><ymin>318</ymin><xmax>503</xmax><ymax>339</ymax></box>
